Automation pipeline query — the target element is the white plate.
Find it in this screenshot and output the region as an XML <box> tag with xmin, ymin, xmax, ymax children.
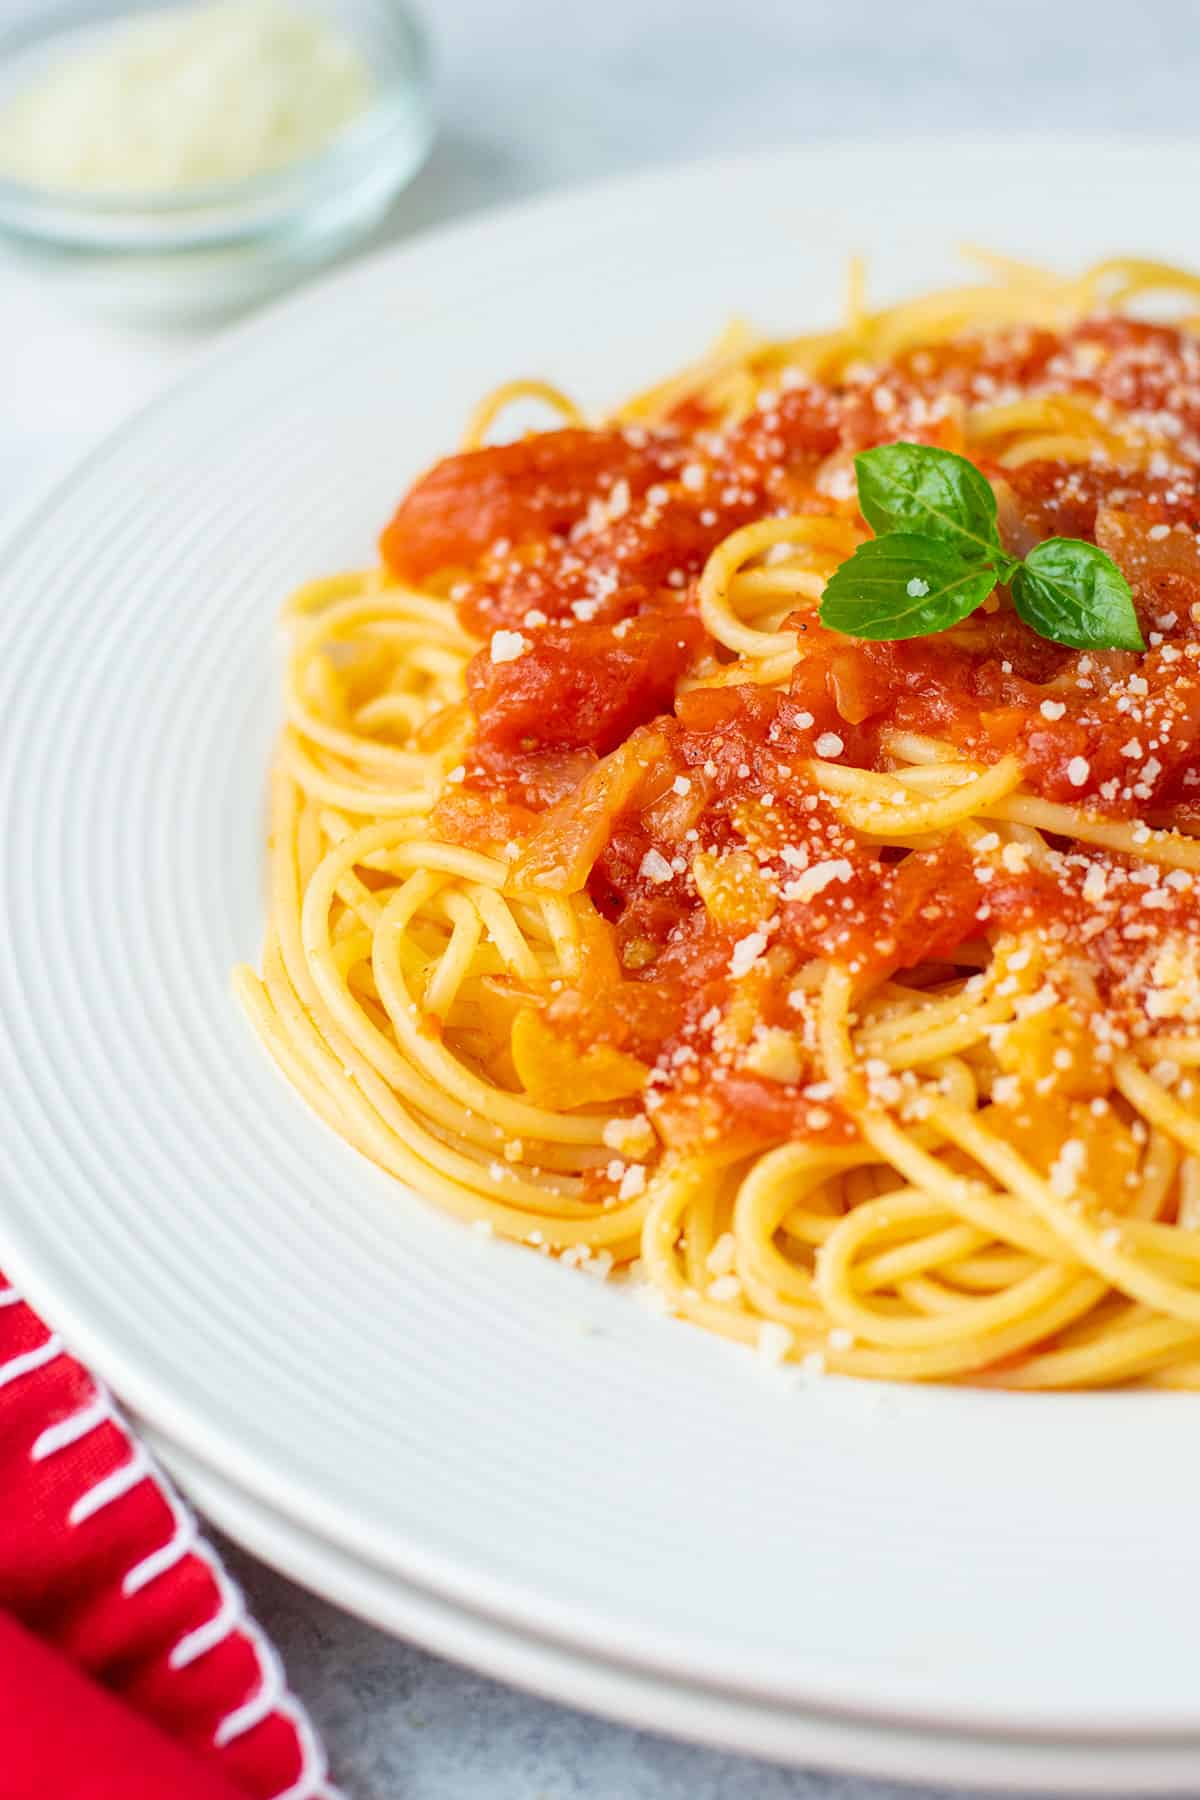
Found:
<box><xmin>4</xmin><ymin>141</ymin><xmax>1200</xmax><ymax>1770</ymax></box>
<box><xmin>153</xmin><ymin>1428</ymin><xmax>1200</xmax><ymax>1794</ymax></box>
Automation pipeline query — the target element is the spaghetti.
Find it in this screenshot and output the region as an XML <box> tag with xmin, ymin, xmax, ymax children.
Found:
<box><xmin>237</xmin><ymin>254</ymin><xmax>1200</xmax><ymax>1389</ymax></box>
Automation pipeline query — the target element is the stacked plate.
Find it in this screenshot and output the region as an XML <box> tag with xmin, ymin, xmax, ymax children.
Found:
<box><xmin>3</xmin><ymin>144</ymin><xmax>1200</xmax><ymax>1792</ymax></box>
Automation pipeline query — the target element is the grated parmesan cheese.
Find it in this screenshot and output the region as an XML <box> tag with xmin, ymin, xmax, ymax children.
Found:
<box><xmin>489</xmin><ymin>629</ymin><xmax>529</xmax><ymax>663</ymax></box>
<box><xmin>782</xmin><ymin>858</ymin><xmax>854</xmax><ymax>903</ymax></box>
<box><xmin>618</xmin><ymin>1163</ymin><xmax>646</xmax><ymax>1201</ymax></box>
<box><xmin>757</xmin><ymin>1322</ymin><xmax>793</xmax><ymax>1366</ymax></box>
<box><xmin>1049</xmin><ymin>1138</ymin><xmax>1086</xmax><ymax>1198</ymax></box>
<box><xmin>1082</xmin><ymin>865</ymin><xmax>1107</xmax><ymax>906</ymax></box>
<box><xmin>638</xmin><ymin>848</ymin><xmax>674</xmax><ymax>885</ymax></box>
<box><xmin>0</xmin><ymin>1</ymin><xmax>373</xmax><ymax>195</ymax></box>
<box><xmin>729</xmin><ymin>930</ymin><xmax>768</xmax><ymax>978</ymax></box>
<box><xmin>706</xmin><ymin>1234</ymin><xmax>737</xmax><ymax>1278</ymax></box>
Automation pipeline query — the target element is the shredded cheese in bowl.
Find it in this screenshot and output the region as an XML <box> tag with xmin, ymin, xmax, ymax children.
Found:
<box><xmin>0</xmin><ymin>0</ymin><xmax>374</xmax><ymax>195</ymax></box>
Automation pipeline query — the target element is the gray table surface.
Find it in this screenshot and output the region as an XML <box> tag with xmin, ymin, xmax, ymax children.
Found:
<box><xmin>4</xmin><ymin>0</ymin><xmax>1196</xmax><ymax>1792</ymax></box>
<box><xmin>219</xmin><ymin>1534</ymin><xmax>974</xmax><ymax>1800</ymax></box>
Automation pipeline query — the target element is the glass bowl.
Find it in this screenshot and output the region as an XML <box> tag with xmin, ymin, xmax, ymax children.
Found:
<box><xmin>0</xmin><ymin>0</ymin><xmax>433</xmax><ymax>322</ymax></box>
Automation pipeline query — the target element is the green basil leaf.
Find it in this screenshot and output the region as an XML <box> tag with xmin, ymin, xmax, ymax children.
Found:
<box><xmin>855</xmin><ymin>442</ymin><xmax>1002</xmax><ymax>564</ymax></box>
<box><xmin>1012</xmin><ymin>538</ymin><xmax>1145</xmax><ymax>652</ymax></box>
<box><xmin>819</xmin><ymin>534</ymin><xmax>999</xmax><ymax>641</ymax></box>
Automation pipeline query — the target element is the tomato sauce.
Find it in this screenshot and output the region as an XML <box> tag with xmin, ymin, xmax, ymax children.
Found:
<box><xmin>381</xmin><ymin>315</ymin><xmax>1200</xmax><ymax>1153</ymax></box>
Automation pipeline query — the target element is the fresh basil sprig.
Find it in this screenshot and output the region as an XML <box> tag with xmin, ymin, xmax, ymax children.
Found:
<box><xmin>819</xmin><ymin>442</ymin><xmax>1144</xmax><ymax>651</ymax></box>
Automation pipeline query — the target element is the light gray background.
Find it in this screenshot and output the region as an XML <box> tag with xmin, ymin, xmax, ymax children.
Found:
<box><xmin>2</xmin><ymin>0</ymin><xmax>1196</xmax><ymax>1793</ymax></box>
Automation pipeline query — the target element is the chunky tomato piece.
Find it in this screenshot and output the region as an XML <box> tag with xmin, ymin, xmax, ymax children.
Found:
<box><xmin>870</xmin><ymin>842</ymin><xmax>986</xmax><ymax>970</ymax></box>
<box><xmin>380</xmin><ymin>430</ymin><xmax>648</xmax><ymax>581</ymax></box>
<box><xmin>467</xmin><ymin>615</ymin><xmax>703</xmax><ymax>759</ymax></box>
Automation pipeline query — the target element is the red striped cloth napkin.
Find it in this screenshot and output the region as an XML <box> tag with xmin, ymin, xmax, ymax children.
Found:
<box><xmin>0</xmin><ymin>1269</ymin><xmax>336</xmax><ymax>1799</ymax></box>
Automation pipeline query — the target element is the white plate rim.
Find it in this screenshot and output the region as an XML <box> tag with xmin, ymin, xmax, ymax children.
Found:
<box><xmin>5</xmin><ymin>137</ymin><xmax>1200</xmax><ymax>1752</ymax></box>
